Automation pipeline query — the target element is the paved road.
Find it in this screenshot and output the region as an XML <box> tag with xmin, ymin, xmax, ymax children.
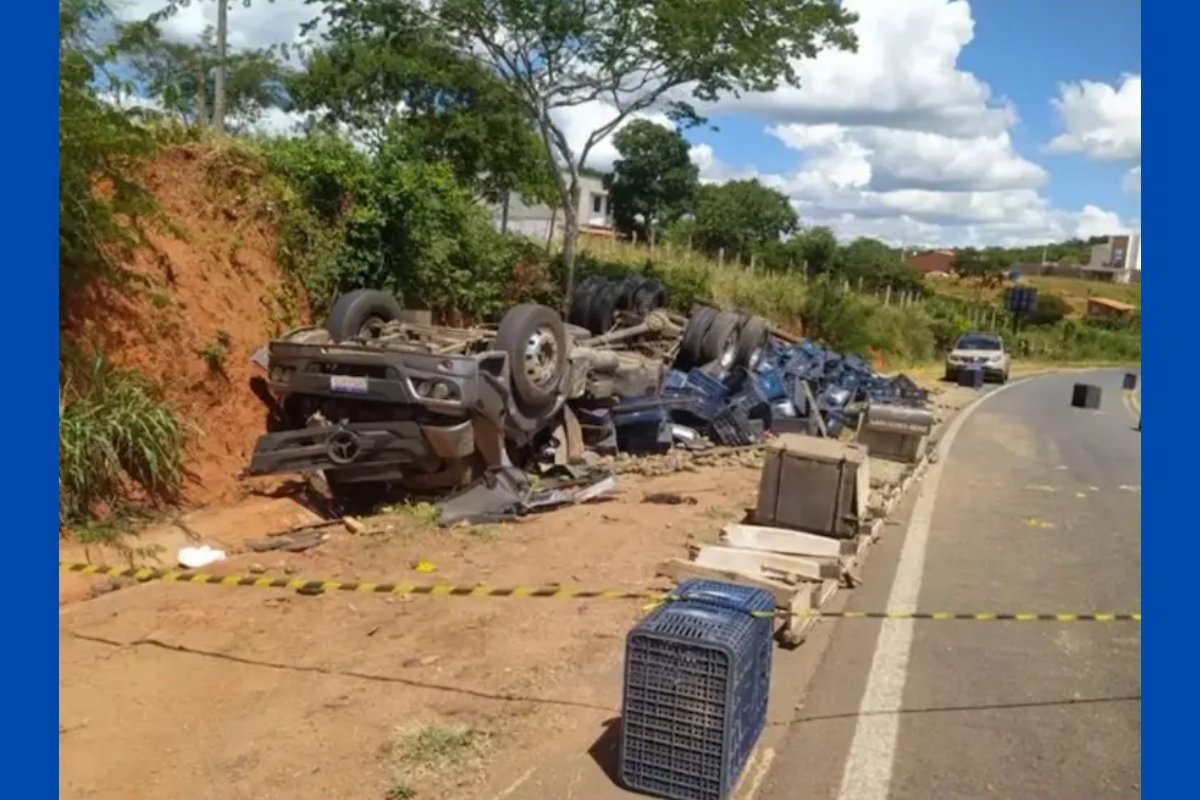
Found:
<box><xmin>759</xmin><ymin>370</ymin><xmax>1141</xmax><ymax>800</ymax></box>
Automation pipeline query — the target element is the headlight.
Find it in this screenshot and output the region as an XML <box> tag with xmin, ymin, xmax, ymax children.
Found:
<box><xmin>988</xmin><ymin>354</ymin><xmax>1004</xmax><ymax>363</ymax></box>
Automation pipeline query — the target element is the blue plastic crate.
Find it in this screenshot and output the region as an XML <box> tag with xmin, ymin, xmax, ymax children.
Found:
<box><xmin>620</xmin><ymin>584</ymin><xmax>774</xmax><ymax>800</ymax></box>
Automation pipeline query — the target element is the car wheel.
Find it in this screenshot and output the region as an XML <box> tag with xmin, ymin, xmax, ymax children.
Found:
<box><xmin>675</xmin><ymin>306</ymin><xmax>718</xmax><ymax>370</ymax></box>
<box><xmin>326</xmin><ymin>289</ymin><xmax>404</xmax><ymax>341</ymax></box>
<box><xmin>496</xmin><ymin>303</ymin><xmax>568</xmax><ymax>411</ymax></box>
<box><xmin>734</xmin><ymin>315</ymin><xmax>770</xmax><ymax>370</ymax></box>
<box><xmin>701</xmin><ymin>311</ymin><xmax>743</xmax><ymax>371</ymax></box>
<box><xmin>944</xmin><ymin>368</ymin><xmax>956</xmax><ymax>382</ymax></box>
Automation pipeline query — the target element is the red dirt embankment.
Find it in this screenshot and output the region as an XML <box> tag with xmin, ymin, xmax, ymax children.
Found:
<box><xmin>62</xmin><ymin>144</ymin><xmax>309</xmax><ymax>506</ymax></box>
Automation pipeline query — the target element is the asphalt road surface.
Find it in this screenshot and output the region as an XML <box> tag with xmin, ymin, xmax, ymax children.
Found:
<box><xmin>759</xmin><ymin>369</ymin><xmax>1141</xmax><ymax>800</ymax></box>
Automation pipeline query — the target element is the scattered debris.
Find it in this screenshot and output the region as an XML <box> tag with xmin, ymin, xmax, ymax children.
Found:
<box><xmin>1022</xmin><ymin>517</ymin><xmax>1056</xmax><ymax>529</ymax></box>
<box><xmin>177</xmin><ymin>544</ymin><xmax>226</xmax><ymax>569</ymax></box>
<box><xmin>343</xmin><ymin>516</ymin><xmax>367</xmax><ymax>535</ymax></box>
<box><xmin>246</xmin><ymin>527</ymin><xmax>330</xmax><ymax>553</ymax></box>
<box><xmin>412</xmin><ymin>561</ymin><xmax>437</xmax><ymax>574</ymax></box>
<box><xmin>642</xmin><ymin>492</ymin><xmax>698</xmax><ymax>506</ymax></box>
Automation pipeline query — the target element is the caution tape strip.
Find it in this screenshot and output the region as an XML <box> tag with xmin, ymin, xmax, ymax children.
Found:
<box><xmin>60</xmin><ymin>562</ymin><xmax>1140</xmax><ymax>622</ymax></box>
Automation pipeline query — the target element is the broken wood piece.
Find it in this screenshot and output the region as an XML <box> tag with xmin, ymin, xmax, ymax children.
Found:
<box><xmin>342</xmin><ymin>516</ymin><xmax>367</xmax><ymax>535</ymax></box>
<box><xmin>693</xmin><ymin>545</ymin><xmax>840</xmax><ymax>582</ymax></box>
<box><xmin>654</xmin><ymin>558</ymin><xmax>796</xmax><ymax>607</ymax></box>
<box><xmin>780</xmin><ymin>583</ymin><xmax>819</xmax><ymax>647</ymax></box>
<box><xmin>721</xmin><ymin>523</ymin><xmax>853</xmax><ymax>558</ymax></box>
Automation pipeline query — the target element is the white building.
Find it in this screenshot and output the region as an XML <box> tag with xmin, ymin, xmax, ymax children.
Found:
<box><xmin>488</xmin><ymin>173</ymin><xmax>614</xmax><ymax>241</ymax></box>
<box><xmin>1086</xmin><ymin>233</ymin><xmax>1141</xmax><ymax>284</ymax></box>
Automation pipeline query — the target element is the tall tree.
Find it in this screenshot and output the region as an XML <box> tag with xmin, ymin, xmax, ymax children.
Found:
<box><xmin>693</xmin><ymin>179</ymin><xmax>799</xmax><ymax>260</ymax></box>
<box><xmin>604</xmin><ymin>120</ymin><xmax>698</xmax><ymax>244</ymax></box>
<box><xmin>795</xmin><ymin>226</ymin><xmax>839</xmax><ymax>275</ymax></box>
<box><xmin>117</xmin><ymin>21</ymin><xmax>290</xmax><ymax>131</ymax></box>
<box><xmin>152</xmin><ymin>0</ymin><xmax>277</xmax><ymax>133</ymax></box>
<box><xmin>312</xmin><ymin>0</ymin><xmax>858</xmax><ymax>304</ymax></box>
<box><xmin>289</xmin><ymin>33</ymin><xmax>557</xmax><ymax>208</ymax></box>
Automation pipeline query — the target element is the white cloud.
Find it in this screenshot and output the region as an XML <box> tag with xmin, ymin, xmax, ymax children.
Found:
<box><xmin>712</xmin><ymin>0</ymin><xmax>1015</xmax><ymax>138</ymax></box>
<box><xmin>117</xmin><ymin>0</ymin><xmax>319</xmax><ymax>52</ymax></box>
<box><xmin>698</xmin><ymin>0</ymin><xmax>1134</xmax><ymax>246</ymax></box>
<box><xmin>1123</xmin><ymin>165</ymin><xmax>1141</xmax><ymax>197</ymax></box>
<box><xmin>1047</xmin><ymin>74</ymin><xmax>1141</xmax><ymax>160</ymax></box>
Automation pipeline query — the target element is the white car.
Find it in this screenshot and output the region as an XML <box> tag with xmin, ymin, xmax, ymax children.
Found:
<box><xmin>944</xmin><ymin>332</ymin><xmax>1010</xmax><ymax>383</ymax></box>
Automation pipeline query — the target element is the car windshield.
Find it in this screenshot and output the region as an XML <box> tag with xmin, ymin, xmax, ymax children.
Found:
<box><xmin>956</xmin><ymin>337</ymin><xmax>1001</xmax><ymax>351</ymax></box>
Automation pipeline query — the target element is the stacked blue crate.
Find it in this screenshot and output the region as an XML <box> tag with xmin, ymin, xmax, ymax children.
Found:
<box><xmin>620</xmin><ymin>580</ymin><xmax>774</xmax><ymax>800</ymax></box>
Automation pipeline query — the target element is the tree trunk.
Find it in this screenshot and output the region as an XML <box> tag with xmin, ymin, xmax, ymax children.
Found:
<box><xmin>212</xmin><ymin>0</ymin><xmax>229</xmax><ymax>134</ymax></box>
<box><xmin>560</xmin><ymin>175</ymin><xmax>582</xmax><ymax>314</ymax></box>
<box><xmin>545</xmin><ymin>205</ymin><xmax>558</xmax><ymax>252</ymax></box>
<box><xmin>500</xmin><ymin>191</ymin><xmax>510</xmax><ymax>234</ymax></box>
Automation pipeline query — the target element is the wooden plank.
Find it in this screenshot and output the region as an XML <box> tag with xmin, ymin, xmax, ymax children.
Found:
<box><xmin>654</xmin><ymin>559</ymin><xmax>797</xmax><ymax>607</ymax></box>
<box><xmin>693</xmin><ymin>545</ymin><xmax>840</xmax><ymax>582</ymax></box>
<box><xmin>722</xmin><ymin>523</ymin><xmax>853</xmax><ymax>558</ymax></box>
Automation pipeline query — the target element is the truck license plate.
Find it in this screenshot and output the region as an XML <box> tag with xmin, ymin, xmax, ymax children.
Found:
<box><xmin>329</xmin><ymin>375</ymin><xmax>369</xmax><ymax>394</ymax></box>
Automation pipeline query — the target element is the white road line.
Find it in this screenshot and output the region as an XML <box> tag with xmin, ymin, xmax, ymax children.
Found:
<box><xmin>835</xmin><ymin>378</ymin><xmax>1030</xmax><ymax>800</ymax></box>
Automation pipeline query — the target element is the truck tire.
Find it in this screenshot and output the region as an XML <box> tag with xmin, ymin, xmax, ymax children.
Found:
<box><xmin>674</xmin><ymin>306</ymin><xmax>718</xmax><ymax>370</ymax></box>
<box><xmin>326</xmin><ymin>289</ymin><xmax>404</xmax><ymax>342</ymax></box>
<box><xmin>586</xmin><ymin>280</ymin><xmax>623</xmax><ymax>334</ymax></box>
<box><xmin>701</xmin><ymin>311</ymin><xmax>743</xmax><ymax>370</ymax></box>
<box><xmin>630</xmin><ymin>278</ymin><xmax>667</xmax><ymax>316</ymax></box>
<box><xmin>496</xmin><ymin>304</ymin><xmax>568</xmax><ymax>411</ymax></box>
<box><xmin>568</xmin><ymin>276</ymin><xmax>604</xmax><ymax>329</ymax></box>
<box><xmin>735</xmin><ymin>315</ymin><xmax>770</xmax><ymax>370</ymax></box>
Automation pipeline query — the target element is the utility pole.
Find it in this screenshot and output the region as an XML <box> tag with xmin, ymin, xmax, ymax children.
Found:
<box><xmin>212</xmin><ymin>0</ymin><xmax>228</xmax><ymax>133</ymax></box>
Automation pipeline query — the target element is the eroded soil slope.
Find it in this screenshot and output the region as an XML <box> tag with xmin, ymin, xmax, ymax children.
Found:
<box><xmin>62</xmin><ymin>144</ymin><xmax>308</xmax><ymax>506</ymax></box>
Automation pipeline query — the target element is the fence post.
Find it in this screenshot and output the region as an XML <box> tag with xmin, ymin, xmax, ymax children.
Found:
<box><xmin>857</xmin><ymin>276</ymin><xmax>864</xmax><ymax>293</ymax></box>
<box><xmin>718</xmin><ymin>248</ymin><xmax>725</xmax><ymax>267</ymax></box>
<box><xmin>750</xmin><ymin>254</ymin><xmax>758</xmax><ymax>273</ymax></box>
<box><xmin>843</xmin><ymin>279</ymin><xmax>851</xmax><ymax>294</ymax></box>
<box><xmin>884</xmin><ymin>285</ymin><xmax>892</xmax><ymax>306</ymax></box>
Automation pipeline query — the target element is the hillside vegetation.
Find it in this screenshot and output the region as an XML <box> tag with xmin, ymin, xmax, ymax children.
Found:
<box><xmin>58</xmin><ymin>0</ymin><xmax>1139</xmax><ymax>529</ymax></box>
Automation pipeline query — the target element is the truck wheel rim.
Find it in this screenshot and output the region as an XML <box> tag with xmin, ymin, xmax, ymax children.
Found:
<box><xmin>523</xmin><ymin>326</ymin><xmax>560</xmax><ymax>388</ymax></box>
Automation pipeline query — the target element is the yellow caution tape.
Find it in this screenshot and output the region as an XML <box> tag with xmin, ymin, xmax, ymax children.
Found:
<box><xmin>60</xmin><ymin>562</ymin><xmax>1140</xmax><ymax>621</ymax></box>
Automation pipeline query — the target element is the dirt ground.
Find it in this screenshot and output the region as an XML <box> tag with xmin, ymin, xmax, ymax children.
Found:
<box><xmin>58</xmin><ymin>379</ymin><xmax>1005</xmax><ymax>800</ymax></box>
<box><xmin>59</xmin><ymin>463</ymin><xmax>765</xmax><ymax>800</ymax></box>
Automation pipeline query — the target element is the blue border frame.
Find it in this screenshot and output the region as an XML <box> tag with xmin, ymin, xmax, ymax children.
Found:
<box><xmin>10</xmin><ymin>0</ymin><xmax>56</xmax><ymax>796</ymax></box>
<box><xmin>1143</xmin><ymin>1</ymin><xmax>1179</xmax><ymax>796</ymax></box>
<box><xmin>33</xmin><ymin>2</ymin><xmax>1159</xmax><ymax>797</ymax></box>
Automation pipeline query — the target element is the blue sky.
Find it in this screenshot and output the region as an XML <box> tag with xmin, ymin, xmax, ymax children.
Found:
<box><xmin>115</xmin><ymin>0</ymin><xmax>1142</xmax><ymax>248</ymax></box>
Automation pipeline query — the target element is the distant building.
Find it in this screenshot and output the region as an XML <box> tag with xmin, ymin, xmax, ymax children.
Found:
<box><xmin>906</xmin><ymin>249</ymin><xmax>956</xmax><ymax>275</ymax></box>
<box><xmin>488</xmin><ymin>173</ymin><xmax>614</xmax><ymax>242</ymax></box>
<box><xmin>1085</xmin><ymin>234</ymin><xmax>1141</xmax><ymax>284</ymax></box>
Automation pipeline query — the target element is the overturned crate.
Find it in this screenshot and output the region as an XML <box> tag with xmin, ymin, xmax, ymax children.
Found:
<box><xmin>854</xmin><ymin>402</ymin><xmax>935</xmax><ymax>464</ymax></box>
<box><xmin>658</xmin><ymin>435</ymin><xmax>872</xmax><ymax>647</ymax></box>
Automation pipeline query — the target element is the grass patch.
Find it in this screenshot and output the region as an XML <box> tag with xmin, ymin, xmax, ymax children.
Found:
<box><xmin>59</xmin><ymin>354</ymin><xmax>186</xmax><ymax>527</ymax></box>
<box><xmin>380</xmin><ymin>501</ymin><xmax>441</xmax><ymax>529</ymax></box>
<box><xmin>384</xmin><ymin>724</ymin><xmax>491</xmax><ymax>778</ymax></box>
<box><xmin>383</xmin><ymin>785</ymin><xmax>416</xmax><ymax>800</ymax></box>
<box><xmin>464</xmin><ymin>524</ymin><xmax>502</xmax><ymax>542</ymax></box>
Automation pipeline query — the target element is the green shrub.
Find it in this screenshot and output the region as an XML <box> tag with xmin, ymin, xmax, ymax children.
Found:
<box><xmin>59</xmin><ymin>355</ymin><xmax>186</xmax><ymax>526</ymax></box>
<box><xmin>801</xmin><ymin>279</ymin><xmax>873</xmax><ymax>355</ymax></box>
<box><xmin>867</xmin><ymin>305</ymin><xmax>936</xmax><ymax>364</ymax></box>
<box><xmin>1027</xmin><ymin>292</ymin><xmax>1071</xmax><ymax>326</ymax></box>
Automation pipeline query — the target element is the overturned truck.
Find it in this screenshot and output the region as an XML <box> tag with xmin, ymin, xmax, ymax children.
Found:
<box><xmin>244</xmin><ymin>277</ymin><xmax>928</xmax><ymax>504</ymax></box>
<box><xmin>244</xmin><ymin>279</ymin><xmax>763</xmax><ymax>501</ymax></box>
